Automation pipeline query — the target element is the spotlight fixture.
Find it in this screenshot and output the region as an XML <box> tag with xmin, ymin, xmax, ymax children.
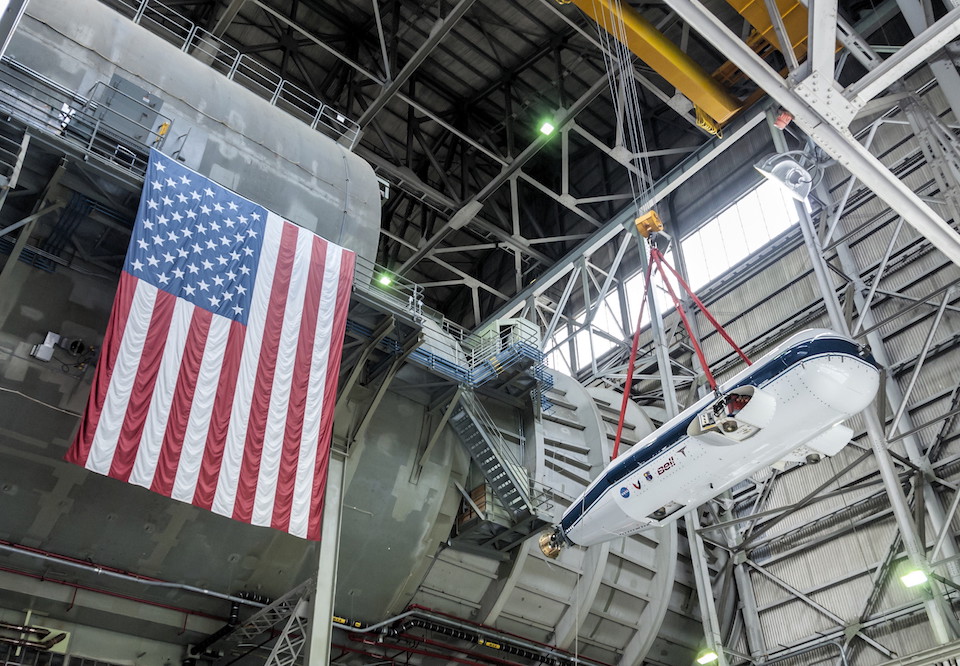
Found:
<box><xmin>696</xmin><ymin>650</ymin><xmax>719</xmax><ymax>664</ymax></box>
<box><xmin>901</xmin><ymin>569</ymin><xmax>928</xmax><ymax>588</ymax></box>
<box><xmin>539</xmin><ymin>120</ymin><xmax>556</xmax><ymax>136</ymax></box>
<box><xmin>377</xmin><ymin>274</ymin><xmax>393</xmax><ymax>286</ymax></box>
<box><xmin>754</xmin><ymin>153</ymin><xmax>815</xmax><ymax>201</ymax></box>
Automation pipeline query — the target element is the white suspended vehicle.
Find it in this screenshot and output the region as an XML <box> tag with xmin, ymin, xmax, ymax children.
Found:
<box><xmin>540</xmin><ymin>329</ymin><xmax>881</xmax><ymax>557</ymax></box>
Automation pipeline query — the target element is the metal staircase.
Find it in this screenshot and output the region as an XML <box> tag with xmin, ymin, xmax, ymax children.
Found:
<box><xmin>211</xmin><ymin>579</ymin><xmax>314</xmax><ymax>666</ymax></box>
<box><xmin>450</xmin><ymin>390</ymin><xmax>533</xmax><ymax>518</ymax></box>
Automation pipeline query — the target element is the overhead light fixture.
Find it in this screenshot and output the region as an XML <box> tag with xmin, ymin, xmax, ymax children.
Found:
<box><xmin>901</xmin><ymin>569</ymin><xmax>928</xmax><ymax>588</ymax></box>
<box><xmin>539</xmin><ymin>120</ymin><xmax>556</xmax><ymax>136</ymax></box>
<box><xmin>696</xmin><ymin>650</ymin><xmax>719</xmax><ymax>664</ymax></box>
<box><xmin>377</xmin><ymin>274</ymin><xmax>393</xmax><ymax>286</ymax></box>
<box><xmin>755</xmin><ymin>153</ymin><xmax>814</xmax><ymax>201</ymax></box>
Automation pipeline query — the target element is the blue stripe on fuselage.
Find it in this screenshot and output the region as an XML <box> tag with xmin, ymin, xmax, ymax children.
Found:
<box><xmin>558</xmin><ymin>336</ymin><xmax>877</xmax><ymax>535</ymax></box>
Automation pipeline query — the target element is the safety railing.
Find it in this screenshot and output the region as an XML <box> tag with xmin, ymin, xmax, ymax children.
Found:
<box><xmin>0</xmin><ymin>58</ymin><xmax>171</xmax><ymax>176</ymax></box>
<box><xmin>349</xmin><ymin>256</ymin><xmax>554</xmax><ymax>409</ymax></box>
<box><xmin>96</xmin><ymin>0</ymin><xmax>361</xmax><ymax>148</ymax></box>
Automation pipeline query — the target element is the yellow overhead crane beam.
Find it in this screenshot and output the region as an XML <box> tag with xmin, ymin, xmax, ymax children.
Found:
<box><xmin>566</xmin><ymin>0</ymin><xmax>742</xmax><ymax>125</ymax></box>
<box><xmin>724</xmin><ymin>0</ymin><xmax>810</xmax><ymax>59</ymax></box>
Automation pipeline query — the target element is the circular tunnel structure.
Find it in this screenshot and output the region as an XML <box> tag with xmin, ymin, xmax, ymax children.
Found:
<box><xmin>333</xmin><ymin>320</ymin><xmax>697</xmax><ymax>665</ymax></box>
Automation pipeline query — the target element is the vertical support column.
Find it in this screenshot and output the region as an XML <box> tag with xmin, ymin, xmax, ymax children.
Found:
<box><xmin>636</xmin><ymin>236</ymin><xmax>679</xmax><ymax>416</ymax></box>
<box><xmin>767</xmin><ymin>113</ymin><xmax>954</xmax><ymax>644</ymax></box>
<box><xmin>305</xmin><ymin>450</ymin><xmax>346</xmax><ymax>666</ymax></box>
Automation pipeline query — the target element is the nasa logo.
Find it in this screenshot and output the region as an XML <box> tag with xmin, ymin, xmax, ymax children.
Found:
<box><xmin>643</xmin><ymin>471</ymin><xmax>653</xmax><ymax>481</ymax></box>
<box><xmin>657</xmin><ymin>456</ymin><xmax>676</xmax><ymax>475</ymax></box>
<box><xmin>620</xmin><ymin>487</ymin><xmax>630</xmax><ymax>498</ymax></box>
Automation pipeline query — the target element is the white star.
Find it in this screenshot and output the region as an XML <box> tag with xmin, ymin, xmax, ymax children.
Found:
<box><xmin>155</xmin><ymin>162</ymin><xmax>166</xmax><ymax>172</ymax></box>
<box><xmin>213</xmin><ymin>202</ymin><xmax>224</xmax><ymax>213</ymax></box>
<box><xmin>165</xmin><ymin>177</ymin><xmax>177</xmax><ymax>188</ymax></box>
<box><xmin>152</xmin><ymin>234</ymin><xmax>164</xmax><ymax>245</ymax></box>
<box><xmin>198</xmin><ymin>279</ymin><xmax>210</xmax><ymax>291</ymax></box>
<box><xmin>191</xmin><ymin>243</ymin><xmax>203</xmax><ymax>253</ymax></box>
<box><xmin>180</xmin><ymin>175</ymin><xmax>190</xmax><ymax>185</ymax></box>
<box><xmin>171</xmin><ymin>211</ymin><xmax>183</xmax><ymax>222</ymax></box>
<box><xmin>177</xmin><ymin>248</ymin><xmax>189</xmax><ymax>258</ymax></box>
<box><xmin>176</xmin><ymin>193</ymin><xmax>188</xmax><ymax>204</ymax></box>
<box><xmin>246</xmin><ymin>229</ymin><xmax>258</xmax><ymax>238</ymax></box>
<box><xmin>156</xmin><ymin>214</ymin><xmax>168</xmax><ymax>226</ymax></box>
<box><xmin>209</xmin><ymin>220</ymin><xmax>221</xmax><ymax>232</ymax></box>
<box><xmin>172</xmin><ymin>267</ymin><xmax>185</xmax><ymax>279</ymax></box>
<box><xmin>235</xmin><ymin>285</ymin><xmax>247</xmax><ymax>295</ymax></box>
<box><xmin>137</xmin><ymin>239</ymin><xmax>149</xmax><ymax>250</ymax></box>
<box><xmin>203</xmin><ymin>187</ymin><xmax>215</xmax><ymax>197</ymax></box>
<box><xmin>147</xmin><ymin>199</ymin><xmax>159</xmax><ymax>210</ymax></box>
<box><xmin>200</xmin><ymin>204</ymin><xmax>211</xmax><ymax>215</ymax></box>
<box><xmin>151</xmin><ymin>180</ymin><xmax>163</xmax><ymax>191</ymax></box>
<box><xmin>228</xmin><ymin>201</ymin><xmax>238</xmax><ymax>211</ymax></box>
<box><xmin>131</xmin><ymin>259</ymin><xmax>144</xmax><ymax>271</ymax></box>
<box><xmin>142</xmin><ymin>219</ymin><xmax>154</xmax><ymax>231</ymax></box>
<box><xmin>219</xmin><ymin>236</ymin><xmax>230</xmax><ymax>247</ymax></box>
<box><xmin>187</xmin><ymin>263</ymin><xmax>199</xmax><ymax>274</ymax></box>
<box><xmin>213</xmin><ymin>275</ymin><xmax>224</xmax><ymax>286</ymax></box>
<box><xmin>201</xmin><ymin>259</ymin><xmax>214</xmax><ymax>270</ymax></box>
<box><xmin>161</xmin><ymin>195</ymin><xmax>173</xmax><ymax>206</ymax></box>
<box><xmin>167</xmin><ymin>231</ymin><xmax>178</xmax><ymax>242</ymax></box>
<box><xmin>243</xmin><ymin>247</ymin><xmax>254</xmax><ymax>256</ymax></box>
<box><xmin>234</xmin><ymin>233</ymin><xmax>245</xmax><ymax>243</ymax></box>
<box><xmin>238</xmin><ymin>215</ymin><xmax>248</xmax><ymax>224</ymax></box>
<box><xmin>186</xmin><ymin>210</ymin><xmax>197</xmax><ymax>220</ymax></box>
<box><xmin>162</xmin><ymin>251</ymin><xmax>175</xmax><ymax>263</ymax></box>
<box><xmin>216</xmin><ymin>254</ymin><xmax>227</xmax><ymax>265</ymax></box>
<box><xmin>147</xmin><ymin>255</ymin><xmax>159</xmax><ymax>267</ymax></box>
<box><xmin>239</xmin><ymin>265</ymin><xmax>250</xmax><ymax>276</ymax></box>
<box><xmin>179</xmin><ymin>225</ymin><xmax>191</xmax><ymax>237</ymax></box>
<box><xmin>205</xmin><ymin>240</ymin><xmax>217</xmax><ymax>251</ymax></box>
<box><xmin>251</xmin><ymin>212</ymin><xmax>261</xmax><ymax>221</ymax></box>
<box><xmin>229</xmin><ymin>250</ymin><xmax>241</xmax><ymax>261</ymax></box>
<box><xmin>222</xmin><ymin>290</ymin><xmax>232</xmax><ymax>301</ymax></box>
<box><xmin>232</xmin><ymin>305</ymin><xmax>243</xmax><ymax>315</ymax></box>
<box><xmin>183</xmin><ymin>284</ymin><xmax>196</xmax><ymax>296</ymax></box>
<box><xmin>224</xmin><ymin>217</ymin><xmax>235</xmax><ymax>228</ymax></box>
<box><xmin>157</xmin><ymin>272</ymin><xmax>170</xmax><ymax>285</ymax></box>
<box><xmin>208</xmin><ymin>295</ymin><xmax>220</xmax><ymax>307</ymax></box>
<box><xmin>226</xmin><ymin>270</ymin><xmax>237</xmax><ymax>280</ymax></box>
<box><xmin>196</xmin><ymin>222</ymin><xmax>207</xmax><ymax>234</ymax></box>
<box><xmin>190</xmin><ymin>190</ymin><xmax>201</xmax><ymax>201</ymax></box>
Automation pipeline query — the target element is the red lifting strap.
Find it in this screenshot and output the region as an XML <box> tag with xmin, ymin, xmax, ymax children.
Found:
<box><xmin>610</xmin><ymin>244</ymin><xmax>752</xmax><ymax>460</ymax></box>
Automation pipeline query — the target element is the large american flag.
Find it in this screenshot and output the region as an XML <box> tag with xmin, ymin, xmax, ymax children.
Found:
<box><xmin>68</xmin><ymin>149</ymin><xmax>354</xmax><ymax>539</ymax></box>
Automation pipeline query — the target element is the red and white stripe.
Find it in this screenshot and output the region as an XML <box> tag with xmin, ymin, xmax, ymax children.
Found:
<box><xmin>68</xmin><ymin>212</ymin><xmax>354</xmax><ymax>539</ymax></box>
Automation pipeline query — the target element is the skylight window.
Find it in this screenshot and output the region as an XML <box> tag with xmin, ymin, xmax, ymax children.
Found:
<box><xmin>544</xmin><ymin>179</ymin><xmax>800</xmax><ymax>375</ymax></box>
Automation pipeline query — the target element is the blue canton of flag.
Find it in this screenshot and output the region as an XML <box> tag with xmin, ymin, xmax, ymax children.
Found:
<box><xmin>125</xmin><ymin>153</ymin><xmax>265</xmax><ymax>325</ymax></box>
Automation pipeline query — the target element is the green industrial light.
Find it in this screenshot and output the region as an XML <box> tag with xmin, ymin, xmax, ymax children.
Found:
<box><xmin>901</xmin><ymin>569</ymin><xmax>928</xmax><ymax>588</ymax></box>
<box><xmin>696</xmin><ymin>650</ymin><xmax>719</xmax><ymax>664</ymax></box>
<box><xmin>377</xmin><ymin>274</ymin><xmax>393</xmax><ymax>286</ymax></box>
<box><xmin>539</xmin><ymin>120</ymin><xmax>556</xmax><ymax>136</ymax></box>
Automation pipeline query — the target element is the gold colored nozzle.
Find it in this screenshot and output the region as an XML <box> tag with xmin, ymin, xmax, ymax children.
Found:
<box><xmin>539</xmin><ymin>531</ymin><xmax>562</xmax><ymax>559</ymax></box>
<box><xmin>634</xmin><ymin>210</ymin><xmax>663</xmax><ymax>239</ymax></box>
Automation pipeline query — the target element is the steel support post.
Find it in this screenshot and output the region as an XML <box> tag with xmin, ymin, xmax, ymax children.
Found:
<box><xmin>637</xmin><ymin>237</ymin><xmax>680</xmax><ymax>417</ymax></box>
<box><xmin>835</xmin><ymin>240</ymin><xmax>960</xmax><ymax>581</ymax></box>
<box><xmin>689</xmin><ymin>511</ymin><xmax>729</xmax><ymax>666</ymax></box>
<box><xmin>305</xmin><ymin>450</ymin><xmax>345</xmax><ymax>666</ymax></box>
<box><xmin>772</xmin><ymin>107</ymin><xmax>954</xmax><ymax>641</ymax></box>
<box><xmin>664</xmin><ymin>0</ymin><xmax>960</xmax><ymax>270</ymax></box>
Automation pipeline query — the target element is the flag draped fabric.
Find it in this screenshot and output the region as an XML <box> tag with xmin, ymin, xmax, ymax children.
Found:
<box><xmin>68</xmin><ymin>149</ymin><xmax>354</xmax><ymax>539</ymax></box>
